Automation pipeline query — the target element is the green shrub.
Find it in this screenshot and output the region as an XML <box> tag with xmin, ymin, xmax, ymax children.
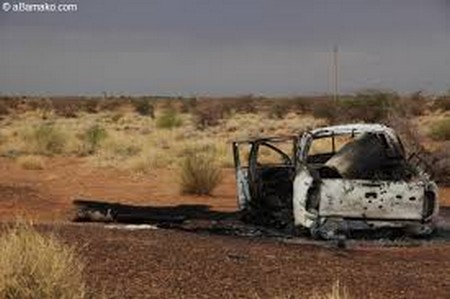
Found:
<box><xmin>29</xmin><ymin>124</ymin><xmax>67</xmax><ymax>155</ymax></box>
<box><xmin>429</xmin><ymin>118</ymin><xmax>450</xmax><ymax>141</ymax></box>
<box><xmin>180</xmin><ymin>151</ymin><xmax>223</xmax><ymax>195</ymax></box>
<box><xmin>0</xmin><ymin>222</ymin><xmax>86</xmax><ymax>299</ymax></box>
<box><xmin>156</xmin><ymin>108</ymin><xmax>182</xmax><ymax>129</ymax></box>
<box><xmin>82</xmin><ymin>124</ymin><xmax>108</xmax><ymax>154</ymax></box>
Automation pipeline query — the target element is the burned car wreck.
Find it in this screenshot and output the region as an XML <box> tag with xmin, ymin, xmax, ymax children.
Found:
<box><xmin>233</xmin><ymin>124</ymin><xmax>439</xmax><ymax>239</ymax></box>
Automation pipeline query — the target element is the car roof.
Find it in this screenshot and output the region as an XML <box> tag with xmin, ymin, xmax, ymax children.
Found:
<box><xmin>307</xmin><ymin>123</ymin><xmax>394</xmax><ymax>137</ymax></box>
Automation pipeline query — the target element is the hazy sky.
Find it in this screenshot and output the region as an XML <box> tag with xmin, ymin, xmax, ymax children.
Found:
<box><xmin>1</xmin><ymin>0</ymin><xmax>450</xmax><ymax>96</ymax></box>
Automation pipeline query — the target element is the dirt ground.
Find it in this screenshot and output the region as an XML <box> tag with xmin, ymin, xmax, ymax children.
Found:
<box><xmin>36</xmin><ymin>222</ymin><xmax>449</xmax><ymax>299</ymax></box>
<box><xmin>0</xmin><ymin>157</ymin><xmax>238</xmax><ymax>222</ymax></box>
<box><xmin>2</xmin><ymin>157</ymin><xmax>450</xmax><ymax>298</ymax></box>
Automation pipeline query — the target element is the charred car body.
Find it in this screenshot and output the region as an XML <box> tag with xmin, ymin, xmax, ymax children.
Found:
<box><xmin>233</xmin><ymin>124</ymin><xmax>439</xmax><ymax>239</ymax></box>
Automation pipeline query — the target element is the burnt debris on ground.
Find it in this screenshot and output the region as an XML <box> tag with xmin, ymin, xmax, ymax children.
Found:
<box><xmin>72</xmin><ymin>198</ymin><xmax>450</xmax><ymax>248</ymax></box>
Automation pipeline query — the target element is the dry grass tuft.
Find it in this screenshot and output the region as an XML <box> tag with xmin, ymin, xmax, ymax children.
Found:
<box><xmin>25</xmin><ymin>123</ymin><xmax>67</xmax><ymax>155</ymax></box>
<box><xmin>16</xmin><ymin>155</ymin><xmax>45</xmax><ymax>170</ymax></box>
<box><xmin>126</xmin><ymin>151</ymin><xmax>170</xmax><ymax>174</ymax></box>
<box><xmin>0</xmin><ymin>222</ymin><xmax>86</xmax><ymax>299</ymax></box>
<box><xmin>180</xmin><ymin>148</ymin><xmax>223</xmax><ymax>195</ymax></box>
<box><xmin>310</xmin><ymin>281</ymin><xmax>351</xmax><ymax>299</ymax></box>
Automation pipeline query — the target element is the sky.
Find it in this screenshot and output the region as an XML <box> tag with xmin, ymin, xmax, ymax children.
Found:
<box><xmin>0</xmin><ymin>0</ymin><xmax>450</xmax><ymax>96</ymax></box>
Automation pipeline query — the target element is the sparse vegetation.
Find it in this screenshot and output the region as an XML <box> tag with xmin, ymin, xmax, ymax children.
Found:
<box><xmin>16</xmin><ymin>155</ymin><xmax>45</xmax><ymax>170</ymax></box>
<box><xmin>0</xmin><ymin>93</ymin><xmax>448</xmax><ymax>183</ymax></box>
<box><xmin>82</xmin><ymin>124</ymin><xmax>108</xmax><ymax>155</ymax></box>
<box><xmin>268</xmin><ymin>103</ymin><xmax>290</xmax><ymax>119</ymax></box>
<box><xmin>0</xmin><ymin>102</ymin><xmax>9</xmax><ymax>116</ymax></box>
<box><xmin>0</xmin><ymin>222</ymin><xmax>86</xmax><ymax>299</ymax></box>
<box><xmin>310</xmin><ymin>91</ymin><xmax>397</xmax><ymax>124</ymax></box>
<box><xmin>180</xmin><ymin>148</ymin><xmax>223</xmax><ymax>195</ymax></box>
<box><xmin>156</xmin><ymin>108</ymin><xmax>183</xmax><ymax>129</ymax></box>
<box><xmin>431</xmin><ymin>96</ymin><xmax>450</xmax><ymax>112</ymax></box>
<box><xmin>429</xmin><ymin>118</ymin><xmax>450</xmax><ymax>141</ymax></box>
<box><xmin>0</xmin><ymin>95</ymin><xmax>448</xmax><ymax>297</ymax></box>
<box><xmin>27</xmin><ymin>123</ymin><xmax>67</xmax><ymax>155</ymax></box>
<box><xmin>193</xmin><ymin>103</ymin><xmax>230</xmax><ymax>129</ymax></box>
<box><xmin>133</xmin><ymin>99</ymin><xmax>155</xmax><ymax>118</ymax></box>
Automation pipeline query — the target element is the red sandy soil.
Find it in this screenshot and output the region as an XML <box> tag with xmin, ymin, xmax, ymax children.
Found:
<box><xmin>35</xmin><ymin>222</ymin><xmax>448</xmax><ymax>299</ymax></box>
<box><xmin>2</xmin><ymin>157</ymin><xmax>450</xmax><ymax>298</ymax></box>
<box><xmin>0</xmin><ymin>157</ymin><xmax>237</xmax><ymax>222</ymax></box>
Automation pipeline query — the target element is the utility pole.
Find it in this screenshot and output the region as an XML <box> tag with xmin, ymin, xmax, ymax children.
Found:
<box><xmin>333</xmin><ymin>44</ymin><xmax>339</xmax><ymax>104</ymax></box>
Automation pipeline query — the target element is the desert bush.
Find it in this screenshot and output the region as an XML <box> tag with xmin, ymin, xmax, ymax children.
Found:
<box><xmin>97</xmin><ymin>99</ymin><xmax>123</xmax><ymax>111</ymax></box>
<box><xmin>431</xmin><ymin>96</ymin><xmax>450</xmax><ymax>112</ymax></box>
<box><xmin>82</xmin><ymin>124</ymin><xmax>108</xmax><ymax>155</ymax></box>
<box><xmin>0</xmin><ymin>222</ymin><xmax>86</xmax><ymax>299</ymax></box>
<box><xmin>0</xmin><ymin>102</ymin><xmax>9</xmax><ymax>116</ymax></box>
<box><xmin>387</xmin><ymin>114</ymin><xmax>450</xmax><ymax>185</ymax></box>
<box><xmin>311</xmin><ymin>92</ymin><xmax>396</xmax><ymax>124</ymax></box>
<box><xmin>156</xmin><ymin>108</ymin><xmax>182</xmax><ymax>129</ymax></box>
<box><xmin>310</xmin><ymin>99</ymin><xmax>338</xmax><ymax>122</ymax></box>
<box><xmin>230</xmin><ymin>95</ymin><xmax>259</xmax><ymax>114</ymax></box>
<box><xmin>268</xmin><ymin>103</ymin><xmax>290</xmax><ymax>119</ymax></box>
<box><xmin>180</xmin><ymin>97</ymin><xmax>197</xmax><ymax>113</ymax></box>
<box><xmin>26</xmin><ymin>99</ymin><xmax>52</xmax><ymax>112</ymax></box>
<box><xmin>179</xmin><ymin>149</ymin><xmax>223</xmax><ymax>195</ymax></box>
<box><xmin>27</xmin><ymin>124</ymin><xmax>67</xmax><ymax>155</ymax></box>
<box><xmin>54</xmin><ymin>105</ymin><xmax>78</xmax><ymax>118</ymax></box>
<box><xmin>292</xmin><ymin>97</ymin><xmax>313</xmax><ymax>114</ymax></box>
<box><xmin>16</xmin><ymin>155</ymin><xmax>45</xmax><ymax>170</ymax></box>
<box><xmin>82</xmin><ymin>100</ymin><xmax>99</xmax><ymax>114</ymax></box>
<box><xmin>193</xmin><ymin>104</ymin><xmax>230</xmax><ymax>129</ymax></box>
<box><xmin>133</xmin><ymin>99</ymin><xmax>155</xmax><ymax>118</ymax></box>
<box><xmin>341</xmin><ymin>91</ymin><xmax>395</xmax><ymax>122</ymax></box>
<box><xmin>0</xmin><ymin>98</ymin><xmax>21</xmax><ymax>110</ymax></box>
<box><xmin>433</xmin><ymin>151</ymin><xmax>450</xmax><ymax>185</ymax></box>
<box><xmin>429</xmin><ymin>118</ymin><xmax>450</xmax><ymax>141</ymax></box>
<box><xmin>404</xmin><ymin>91</ymin><xmax>426</xmax><ymax>116</ymax></box>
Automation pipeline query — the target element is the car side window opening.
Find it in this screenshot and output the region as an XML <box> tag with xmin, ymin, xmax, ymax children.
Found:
<box><xmin>256</xmin><ymin>142</ymin><xmax>293</xmax><ymax>166</ymax></box>
<box><xmin>307</xmin><ymin>133</ymin><xmax>358</xmax><ymax>164</ymax></box>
